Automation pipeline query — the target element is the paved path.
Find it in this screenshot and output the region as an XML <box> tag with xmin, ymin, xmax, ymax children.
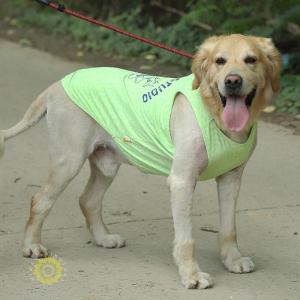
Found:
<box><xmin>0</xmin><ymin>39</ymin><xmax>299</xmax><ymax>300</ymax></box>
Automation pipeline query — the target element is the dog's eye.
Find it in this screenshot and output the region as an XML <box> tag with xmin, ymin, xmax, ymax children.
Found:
<box><xmin>244</xmin><ymin>56</ymin><xmax>257</xmax><ymax>64</ymax></box>
<box><xmin>215</xmin><ymin>57</ymin><xmax>226</xmax><ymax>65</ymax></box>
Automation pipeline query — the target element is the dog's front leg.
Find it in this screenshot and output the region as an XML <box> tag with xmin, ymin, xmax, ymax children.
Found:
<box><xmin>168</xmin><ymin>166</ymin><xmax>213</xmax><ymax>289</ymax></box>
<box><xmin>216</xmin><ymin>166</ymin><xmax>255</xmax><ymax>273</ymax></box>
<box><xmin>168</xmin><ymin>93</ymin><xmax>212</xmax><ymax>289</ymax></box>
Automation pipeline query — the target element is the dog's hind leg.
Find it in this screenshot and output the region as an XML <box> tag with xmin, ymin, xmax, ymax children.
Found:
<box><xmin>23</xmin><ymin>152</ymin><xmax>86</xmax><ymax>258</ymax></box>
<box><xmin>79</xmin><ymin>149</ymin><xmax>125</xmax><ymax>248</ymax></box>
<box><xmin>23</xmin><ymin>84</ymin><xmax>95</xmax><ymax>258</ymax></box>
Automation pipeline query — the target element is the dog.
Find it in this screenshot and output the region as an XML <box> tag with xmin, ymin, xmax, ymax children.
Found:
<box><xmin>0</xmin><ymin>34</ymin><xmax>281</xmax><ymax>289</ymax></box>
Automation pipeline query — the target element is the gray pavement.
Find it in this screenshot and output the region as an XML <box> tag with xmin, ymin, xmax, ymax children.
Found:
<box><xmin>0</xmin><ymin>39</ymin><xmax>299</xmax><ymax>300</ymax></box>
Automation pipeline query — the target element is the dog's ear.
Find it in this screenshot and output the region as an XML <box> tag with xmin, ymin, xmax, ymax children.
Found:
<box><xmin>192</xmin><ymin>36</ymin><xmax>220</xmax><ymax>90</ymax></box>
<box><xmin>252</xmin><ymin>37</ymin><xmax>282</xmax><ymax>94</ymax></box>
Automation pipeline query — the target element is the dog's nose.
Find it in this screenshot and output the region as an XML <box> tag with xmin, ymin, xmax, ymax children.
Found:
<box><xmin>225</xmin><ymin>74</ymin><xmax>243</xmax><ymax>93</ymax></box>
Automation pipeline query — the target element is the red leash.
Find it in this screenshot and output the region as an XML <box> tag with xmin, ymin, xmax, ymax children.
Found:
<box><xmin>35</xmin><ymin>0</ymin><xmax>194</xmax><ymax>60</ymax></box>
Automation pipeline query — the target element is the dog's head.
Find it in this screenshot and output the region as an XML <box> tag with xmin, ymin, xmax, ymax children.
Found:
<box><xmin>192</xmin><ymin>34</ymin><xmax>281</xmax><ymax>133</ymax></box>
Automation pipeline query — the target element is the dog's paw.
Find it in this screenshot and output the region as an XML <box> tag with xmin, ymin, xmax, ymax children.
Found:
<box><xmin>23</xmin><ymin>243</ymin><xmax>49</xmax><ymax>258</ymax></box>
<box><xmin>182</xmin><ymin>272</ymin><xmax>213</xmax><ymax>289</ymax></box>
<box><xmin>95</xmin><ymin>234</ymin><xmax>126</xmax><ymax>248</ymax></box>
<box><xmin>224</xmin><ymin>256</ymin><xmax>255</xmax><ymax>274</ymax></box>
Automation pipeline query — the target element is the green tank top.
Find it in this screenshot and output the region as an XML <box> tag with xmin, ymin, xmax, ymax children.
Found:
<box><xmin>61</xmin><ymin>67</ymin><xmax>256</xmax><ymax>180</ymax></box>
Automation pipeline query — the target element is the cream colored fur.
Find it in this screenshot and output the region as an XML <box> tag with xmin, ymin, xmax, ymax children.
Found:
<box><xmin>0</xmin><ymin>34</ymin><xmax>281</xmax><ymax>289</ymax></box>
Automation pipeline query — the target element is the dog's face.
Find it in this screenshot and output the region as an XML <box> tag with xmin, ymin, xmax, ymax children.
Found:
<box><xmin>192</xmin><ymin>34</ymin><xmax>281</xmax><ymax>133</ymax></box>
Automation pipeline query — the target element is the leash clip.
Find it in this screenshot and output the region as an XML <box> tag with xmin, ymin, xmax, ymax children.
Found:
<box><xmin>57</xmin><ymin>3</ymin><xmax>66</xmax><ymax>12</ymax></box>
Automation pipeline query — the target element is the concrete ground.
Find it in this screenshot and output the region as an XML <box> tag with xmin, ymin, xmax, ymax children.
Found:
<box><xmin>0</xmin><ymin>39</ymin><xmax>299</xmax><ymax>300</ymax></box>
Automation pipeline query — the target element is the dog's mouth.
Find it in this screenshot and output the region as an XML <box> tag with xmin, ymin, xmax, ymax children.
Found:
<box><xmin>218</xmin><ymin>88</ymin><xmax>257</xmax><ymax>132</ymax></box>
<box><xmin>218</xmin><ymin>88</ymin><xmax>257</xmax><ymax>108</ymax></box>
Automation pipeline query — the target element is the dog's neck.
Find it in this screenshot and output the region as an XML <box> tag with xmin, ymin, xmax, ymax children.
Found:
<box><xmin>215</xmin><ymin>118</ymin><xmax>252</xmax><ymax>144</ymax></box>
<box><xmin>224</xmin><ymin>130</ymin><xmax>250</xmax><ymax>144</ymax></box>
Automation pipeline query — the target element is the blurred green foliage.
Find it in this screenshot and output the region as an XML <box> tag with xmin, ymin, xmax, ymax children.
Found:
<box><xmin>276</xmin><ymin>75</ymin><xmax>300</xmax><ymax>113</ymax></box>
<box><xmin>1</xmin><ymin>0</ymin><xmax>299</xmax><ymax>113</ymax></box>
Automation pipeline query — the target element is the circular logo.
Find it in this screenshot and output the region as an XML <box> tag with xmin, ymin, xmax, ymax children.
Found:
<box><xmin>31</xmin><ymin>255</ymin><xmax>65</xmax><ymax>285</ymax></box>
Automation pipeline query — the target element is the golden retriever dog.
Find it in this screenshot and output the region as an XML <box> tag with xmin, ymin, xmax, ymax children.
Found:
<box><xmin>0</xmin><ymin>34</ymin><xmax>281</xmax><ymax>289</ymax></box>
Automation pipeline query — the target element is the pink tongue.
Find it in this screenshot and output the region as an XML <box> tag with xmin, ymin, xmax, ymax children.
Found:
<box><xmin>221</xmin><ymin>96</ymin><xmax>249</xmax><ymax>132</ymax></box>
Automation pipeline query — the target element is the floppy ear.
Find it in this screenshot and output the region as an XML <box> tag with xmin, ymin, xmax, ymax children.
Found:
<box><xmin>191</xmin><ymin>36</ymin><xmax>220</xmax><ymax>90</ymax></box>
<box><xmin>252</xmin><ymin>37</ymin><xmax>282</xmax><ymax>94</ymax></box>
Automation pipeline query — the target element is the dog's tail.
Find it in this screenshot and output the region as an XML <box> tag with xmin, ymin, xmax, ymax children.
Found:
<box><xmin>0</xmin><ymin>94</ymin><xmax>47</xmax><ymax>159</ymax></box>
